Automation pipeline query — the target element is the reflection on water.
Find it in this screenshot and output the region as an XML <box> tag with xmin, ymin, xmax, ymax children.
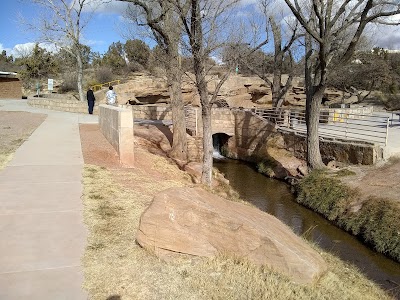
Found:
<box><xmin>214</xmin><ymin>158</ymin><xmax>400</xmax><ymax>298</ymax></box>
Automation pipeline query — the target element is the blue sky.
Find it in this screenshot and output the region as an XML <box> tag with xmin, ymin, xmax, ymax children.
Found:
<box><xmin>1</xmin><ymin>0</ymin><xmax>400</xmax><ymax>59</ymax></box>
<box><xmin>0</xmin><ymin>0</ymin><xmax>132</xmax><ymax>57</ymax></box>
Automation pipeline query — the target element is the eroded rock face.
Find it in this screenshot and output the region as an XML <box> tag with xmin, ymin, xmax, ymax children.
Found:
<box><xmin>134</xmin><ymin>124</ymin><xmax>172</xmax><ymax>153</ymax></box>
<box><xmin>137</xmin><ymin>187</ymin><xmax>327</xmax><ymax>284</ymax></box>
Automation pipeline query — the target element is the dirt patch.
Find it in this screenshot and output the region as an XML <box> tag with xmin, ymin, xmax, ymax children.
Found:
<box><xmin>79</xmin><ymin>124</ymin><xmax>120</xmax><ymax>169</ymax></box>
<box><xmin>79</xmin><ymin>123</ymin><xmax>189</xmax><ymax>182</ymax></box>
<box><xmin>0</xmin><ymin>111</ymin><xmax>47</xmax><ymax>169</ymax></box>
<box><xmin>339</xmin><ymin>161</ymin><xmax>400</xmax><ymax>202</ymax></box>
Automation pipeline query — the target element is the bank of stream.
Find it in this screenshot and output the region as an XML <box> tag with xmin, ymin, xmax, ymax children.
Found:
<box><xmin>214</xmin><ymin>158</ymin><xmax>400</xmax><ymax>298</ymax></box>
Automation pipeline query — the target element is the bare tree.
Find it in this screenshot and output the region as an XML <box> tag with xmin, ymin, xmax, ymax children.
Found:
<box><xmin>24</xmin><ymin>0</ymin><xmax>100</xmax><ymax>101</ymax></box>
<box><xmin>283</xmin><ymin>0</ymin><xmax>400</xmax><ymax>169</ymax></box>
<box><xmin>119</xmin><ymin>0</ymin><xmax>189</xmax><ymax>163</ymax></box>
<box><xmin>223</xmin><ymin>1</ymin><xmax>299</xmax><ymax>110</ymax></box>
<box><xmin>253</xmin><ymin>0</ymin><xmax>299</xmax><ymax>109</ymax></box>
<box><xmin>173</xmin><ymin>0</ymin><xmax>239</xmax><ymax>186</ymax></box>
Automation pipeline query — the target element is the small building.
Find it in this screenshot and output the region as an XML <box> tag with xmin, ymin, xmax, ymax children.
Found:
<box><xmin>0</xmin><ymin>71</ymin><xmax>22</xmax><ymax>99</ymax></box>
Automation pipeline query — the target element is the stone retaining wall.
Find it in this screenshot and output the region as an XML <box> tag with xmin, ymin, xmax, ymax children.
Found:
<box><xmin>28</xmin><ymin>96</ymin><xmax>99</xmax><ymax>114</ymax></box>
<box><xmin>99</xmin><ymin>104</ymin><xmax>134</xmax><ymax>167</ymax></box>
<box><xmin>132</xmin><ymin>105</ymin><xmax>172</xmax><ymax>120</ymax></box>
<box><xmin>281</xmin><ymin>132</ymin><xmax>383</xmax><ymax>165</ymax></box>
<box><xmin>223</xmin><ymin>110</ymin><xmax>383</xmax><ymax>165</ymax></box>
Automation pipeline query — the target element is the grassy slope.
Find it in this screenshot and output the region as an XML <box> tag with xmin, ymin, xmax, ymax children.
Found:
<box><xmin>82</xmin><ymin>160</ymin><xmax>392</xmax><ymax>300</ymax></box>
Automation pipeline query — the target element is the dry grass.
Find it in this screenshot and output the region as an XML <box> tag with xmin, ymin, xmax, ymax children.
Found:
<box><xmin>0</xmin><ymin>138</ymin><xmax>27</xmax><ymax>170</ymax></box>
<box><xmin>0</xmin><ymin>152</ymin><xmax>14</xmax><ymax>170</ymax></box>
<box><xmin>82</xmin><ymin>159</ymin><xmax>393</xmax><ymax>300</ymax></box>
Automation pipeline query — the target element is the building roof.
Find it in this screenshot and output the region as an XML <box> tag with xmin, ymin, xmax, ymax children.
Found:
<box><xmin>0</xmin><ymin>71</ymin><xmax>18</xmax><ymax>79</ymax></box>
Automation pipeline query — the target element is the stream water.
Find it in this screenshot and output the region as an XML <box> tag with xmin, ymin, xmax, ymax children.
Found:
<box><xmin>214</xmin><ymin>158</ymin><xmax>400</xmax><ymax>298</ymax></box>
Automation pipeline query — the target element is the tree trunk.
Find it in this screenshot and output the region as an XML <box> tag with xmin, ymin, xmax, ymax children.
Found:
<box><xmin>270</xmin><ymin>17</ymin><xmax>284</xmax><ymax>108</ymax></box>
<box><xmin>166</xmin><ymin>51</ymin><xmax>188</xmax><ymax>163</ymax></box>
<box><xmin>76</xmin><ymin>50</ymin><xmax>85</xmax><ymax>102</ymax></box>
<box><xmin>272</xmin><ymin>69</ymin><xmax>282</xmax><ymax>108</ymax></box>
<box><xmin>305</xmin><ymin>30</ymin><xmax>324</xmax><ymax>169</ymax></box>
<box><xmin>194</xmin><ymin>62</ymin><xmax>213</xmax><ymax>186</ymax></box>
<box><xmin>306</xmin><ymin>88</ymin><xmax>325</xmax><ymax>169</ymax></box>
<box><xmin>201</xmin><ymin>102</ymin><xmax>213</xmax><ymax>186</ymax></box>
<box><xmin>188</xmin><ymin>0</ymin><xmax>213</xmax><ymax>186</ymax></box>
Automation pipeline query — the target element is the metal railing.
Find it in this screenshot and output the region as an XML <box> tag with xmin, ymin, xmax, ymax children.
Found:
<box><xmin>91</xmin><ymin>80</ymin><xmax>121</xmax><ymax>92</ymax></box>
<box><xmin>252</xmin><ymin>108</ymin><xmax>390</xmax><ymax>146</ymax></box>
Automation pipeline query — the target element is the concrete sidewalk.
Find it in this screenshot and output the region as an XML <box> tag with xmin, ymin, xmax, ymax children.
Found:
<box><xmin>0</xmin><ymin>100</ymin><xmax>97</xmax><ymax>299</ymax></box>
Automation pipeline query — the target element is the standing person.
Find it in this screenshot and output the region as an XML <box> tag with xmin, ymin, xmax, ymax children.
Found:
<box><xmin>86</xmin><ymin>87</ymin><xmax>96</xmax><ymax>114</ymax></box>
<box><xmin>106</xmin><ymin>86</ymin><xmax>117</xmax><ymax>106</ymax></box>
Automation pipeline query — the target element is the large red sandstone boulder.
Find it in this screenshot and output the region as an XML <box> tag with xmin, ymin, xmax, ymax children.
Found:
<box><xmin>137</xmin><ymin>187</ymin><xmax>327</xmax><ymax>284</ymax></box>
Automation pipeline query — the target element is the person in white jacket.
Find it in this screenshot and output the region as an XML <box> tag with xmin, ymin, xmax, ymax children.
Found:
<box><xmin>106</xmin><ymin>86</ymin><xmax>117</xmax><ymax>105</ymax></box>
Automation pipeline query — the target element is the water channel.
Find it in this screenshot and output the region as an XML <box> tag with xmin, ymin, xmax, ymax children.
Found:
<box><xmin>214</xmin><ymin>158</ymin><xmax>400</xmax><ymax>298</ymax></box>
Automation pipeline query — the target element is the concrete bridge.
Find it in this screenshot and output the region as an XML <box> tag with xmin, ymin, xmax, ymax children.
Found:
<box><xmin>132</xmin><ymin>105</ymin><xmax>400</xmax><ymax>165</ymax></box>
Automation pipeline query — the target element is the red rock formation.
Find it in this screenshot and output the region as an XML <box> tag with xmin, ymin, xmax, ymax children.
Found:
<box><xmin>137</xmin><ymin>186</ymin><xmax>327</xmax><ymax>284</ymax></box>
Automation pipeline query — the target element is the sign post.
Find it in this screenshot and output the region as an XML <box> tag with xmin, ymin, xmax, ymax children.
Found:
<box><xmin>36</xmin><ymin>82</ymin><xmax>40</xmax><ymax>97</ymax></box>
<box><xmin>48</xmin><ymin>78</ymin><xmax>54</xmax><ymax>92</ymax></box>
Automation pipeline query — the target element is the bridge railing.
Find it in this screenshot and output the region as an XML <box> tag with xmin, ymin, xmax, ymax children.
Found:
<box><xmin>91</xmin><ymin>80</ymin><xmax>121</xmax><ymax>92</ymax></box>
<box><xmin>252</xmin><ymin>108</ymin><xmax>390</xmax><ymax>145</ymax></box>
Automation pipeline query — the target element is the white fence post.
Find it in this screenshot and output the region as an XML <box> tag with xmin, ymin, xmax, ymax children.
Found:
<box><xmin>385</xmin><ymin>117</ymin><xmax>389</xmax><ymax>146</ymax></box>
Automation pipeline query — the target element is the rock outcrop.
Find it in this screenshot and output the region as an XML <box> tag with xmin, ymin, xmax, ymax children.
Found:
<box><xmin>92</xmin><ymin>72</ymin><xmax>348</xmax><ymax>109</ymax></box>
<box><xmin>137</xmin><ymin>186</ymin><xmax>327</xmax><ymax>284</ymax></box>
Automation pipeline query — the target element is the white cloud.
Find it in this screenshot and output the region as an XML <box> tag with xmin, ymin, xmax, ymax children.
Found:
<box><xmin>83</xmin><ymin>0</ymin><xmax>130</xmax><ymax>15</ymax></box>
<box><xmin>6</xmin><ymin>42</ymin><xmax>58</xmax><ymax>58</ymax></box>
<box><xmin>366</xmin><ymin>20</ymin><xmax>400</xmax><ymax>50</ymax></box>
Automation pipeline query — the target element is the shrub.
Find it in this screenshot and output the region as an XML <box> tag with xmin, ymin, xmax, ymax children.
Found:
<box><xmin>58</xmin><ymin>72</ymin><xmax>78</xmax><ymax>93</ymax></box>
<box><xmin>95</xmin><ymin>67</ymin><xmax>114</xmax><ymax>84</ymax></box>
<box><xmin>256</xmin><ymin>159</ymin><xmax>277</xmax><ymax>178</ymax></box>
<box><xmin>344</xmin><ymin>198</ymin><xmax>400</xmax><ymax>260</ymax></box>
<box><xmin>377</xmin><ymin>92</ymin><xmax>400</xmax><ymax>110</ymax></box>
<box><xmin>127</xmin><ymin>61</ymin><xmax>146</xmax><ymax>73</ymax></box>
<box><xmin>85</xmin><ymin>79</ymin><xmax>100</xmax><ymax>90</ymax></box>
<box><xmin>333</xmin><ymin>168</ymin><xmax>356</xmax><ymax>177</ymax></box>
<box><xmin>296</xmin><ymin>170</ymin><xmax>400</xmax><ymax>262</ymax></box>
<box><xmin>296</xmin><ymin>170</ymin><xmax>354</xmax><ymax>221</ymax></box>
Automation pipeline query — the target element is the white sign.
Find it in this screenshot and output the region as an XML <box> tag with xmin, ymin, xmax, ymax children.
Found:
<box><xmin>48</xmin><ymin>79</ymin><xmax>54</xmax><ymax>91</ymax></box>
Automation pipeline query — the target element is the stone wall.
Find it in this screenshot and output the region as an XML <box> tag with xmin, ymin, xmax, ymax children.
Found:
<box><xmin>132</xmin><ymin>106</ymin><xmax>237</xmax><ymax>136</ymax></box>
<box><xmin>99</xmin><ymin>104</ymin><xmax>134</xmax><ymax>167</ymax></box>
<box><xmin>281</xmin><ymin>133</ymin><xmax>383</xmax><ymax>165</ymax></box>
<box><xmin>0</xmin><ymin>78</ymin><xmax>22</xmax><ymax>99</ymax></box>
<box><xmin>132</xmin><ymin>105</ymin><xmax>172</xmax><ymax>120</ymax></box>
<box><xmin>131</xmin><ymin>106</ymin><xmax>383</xmax><ymax>166</ymax></box>
<box><xmin>211</xmin><ymin>108</ymin><xmax>236</xmax><ymax>135</ymax></box>
<box><xmin>28</xmin><ymin>96</ymin><xmax>99</xmax><ymax>114</ymax></box>
<box><xmin>223</xmin><ymin>110</ymin><xmax>383</xmax><ymax>166</ymax></box>
<box><xmin>223</xmin><ymin>111</ymin><xmax>279</xmax><ymax>161</ymax></box>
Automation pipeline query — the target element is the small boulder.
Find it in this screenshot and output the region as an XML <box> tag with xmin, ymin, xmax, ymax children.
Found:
<box><xmin>137</xmin><ymin>187</ymin><xmax>327</xmax><ymax>284</ymax></box>
<box><xmin>183</xmin><ymin>162</ymin><xmax>202</xmax><ymax>183</ymax></box>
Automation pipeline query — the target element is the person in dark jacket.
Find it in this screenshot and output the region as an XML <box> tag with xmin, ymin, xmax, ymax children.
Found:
<box><xmin>87</xmin><ymin>87</ymin><xmax>96</xmax><ymax>114</ymax></box>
